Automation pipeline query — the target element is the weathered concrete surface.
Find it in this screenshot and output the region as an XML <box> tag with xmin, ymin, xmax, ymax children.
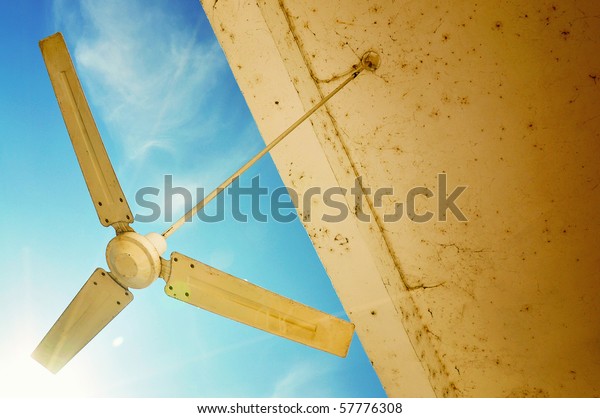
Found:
<box><xmin>200</xmin><ymin>0</ymin><xmax>600</xmax><ymax>397</ymax></box>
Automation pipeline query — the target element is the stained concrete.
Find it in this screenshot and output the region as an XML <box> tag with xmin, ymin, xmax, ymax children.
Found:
<box><xmin>200</xmin><ymin>0</ymin><xmax>600</xmax><ymax>397</ymax></box>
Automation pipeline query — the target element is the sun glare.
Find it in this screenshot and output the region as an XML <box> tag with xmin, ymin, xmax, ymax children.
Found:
<box><xmin>111</xmin><ymin>336</ymin><xmax>124</xmax><ymax>348</ymax></box>
<box><xmin>1</xmin><ymin>334</ymin><xmax>95</xmax><ymax>397</ymax></box>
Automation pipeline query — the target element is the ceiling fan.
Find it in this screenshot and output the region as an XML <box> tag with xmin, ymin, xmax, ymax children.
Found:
<box><xmin>32</xmin><ymin>32</ymin><xmax>377</xmax><ymax>374</ymax></box>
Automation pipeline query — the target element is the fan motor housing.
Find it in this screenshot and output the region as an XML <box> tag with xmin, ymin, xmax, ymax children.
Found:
<box><xmin>105</xmin><ymin>232</ymin><xmax>166</xmax><ymax>289</ymax></box>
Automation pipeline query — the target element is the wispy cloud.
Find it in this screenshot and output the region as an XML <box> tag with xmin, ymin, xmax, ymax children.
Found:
<box><xmin>52</xmin><ymin>0</ymin><xmax>229</xmax><ymax>163</ymax></box>
<box><xmin>51</xmin><ymin>0</ymin><xmax>265</xmax><ymax>220</ymax></box>
<box><xmin>271</xmin><ymin>362</ymin><xmax>336</xmax><ymax>397</ymax></box>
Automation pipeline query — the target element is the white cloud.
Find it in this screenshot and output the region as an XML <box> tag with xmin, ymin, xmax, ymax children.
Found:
<box><xmin>271</xmin><ymin>362</ymin><xmax>335</xmax><ymax>397</ymax></box>
<box><xmin>52</xmin><ymin>0</ymin><xmax>228</xmax><ymax>164</ymax></box>
<box><xmin>51</xmin><ymin>0</ymin><xmax>267</xmax><ymax>224</ymax></box>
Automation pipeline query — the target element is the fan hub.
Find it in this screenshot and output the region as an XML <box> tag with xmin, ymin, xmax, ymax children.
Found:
<box><xmin>105</xmin><ymin>232</ymin><xmax>166</xmax><ymax>289</ymax></box>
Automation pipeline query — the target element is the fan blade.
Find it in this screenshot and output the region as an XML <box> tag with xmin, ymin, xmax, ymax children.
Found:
<box><xmin>39</xmin><ymin>32</ymin><xmax>133</xmax><ymax>229</ymax></box>
<box><xmin>32</xmin><ymin>269</ymin><xmax>133</xmax><ymax>374</ymax></box>
<box><xmin>163</xmin><ymin>252</ymin><xmax>354</xmax><ymax>357</ymax></box>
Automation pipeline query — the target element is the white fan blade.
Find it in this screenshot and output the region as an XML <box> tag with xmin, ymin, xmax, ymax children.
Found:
<box><xmin>39</xmin><ymin>32</ymin><xmax>133</xmax><ymax>228</ymax></box>
<box><xmin>163</xmin><ymin>252</ymin><xmax>354</xmax><ymax>357</ymax></box>
<box><xmin>32</xmin><ymin>269</ymin><xmax>133</xmax><ymax>374</ymax></box>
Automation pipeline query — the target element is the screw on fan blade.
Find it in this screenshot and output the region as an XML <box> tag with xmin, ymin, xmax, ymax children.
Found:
<box><xmin>32</xmin><ymin>269</ymin><xmax>133</xmax><ymax>374</ymax></box>
<box><xmin>163</xmin><ymin>252</ymin><xmax>355</xmax><ymax>357</ymax></box>
<box><xmin>39</xmin><ymin>33</ymin><xmax>133</xmax><ymax>232</ymax></box>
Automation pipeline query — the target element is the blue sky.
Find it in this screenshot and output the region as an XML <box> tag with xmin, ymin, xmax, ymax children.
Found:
<box><xmin>0</xmin><ymin>0</ymin><xmax>385</xmax><ymax>397</ymax></box>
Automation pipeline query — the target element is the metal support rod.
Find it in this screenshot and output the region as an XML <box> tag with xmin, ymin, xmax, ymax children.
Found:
<box><xmin>162</xmin><ymin>63</ymin><xmax>366</xmax><ymax>239</ymax></box>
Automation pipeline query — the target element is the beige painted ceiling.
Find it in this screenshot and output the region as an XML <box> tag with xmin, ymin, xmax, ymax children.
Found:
<box><xmin>201</xmin><ymin>0</ymin><xmax>600</xmax><ymax>396</ymax></box>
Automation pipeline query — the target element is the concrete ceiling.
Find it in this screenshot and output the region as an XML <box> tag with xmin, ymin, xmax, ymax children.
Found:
<box><xmin>201</xmin><ymin>0</ymin><xmax>600</xmax><ymax>396</ymax></box>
